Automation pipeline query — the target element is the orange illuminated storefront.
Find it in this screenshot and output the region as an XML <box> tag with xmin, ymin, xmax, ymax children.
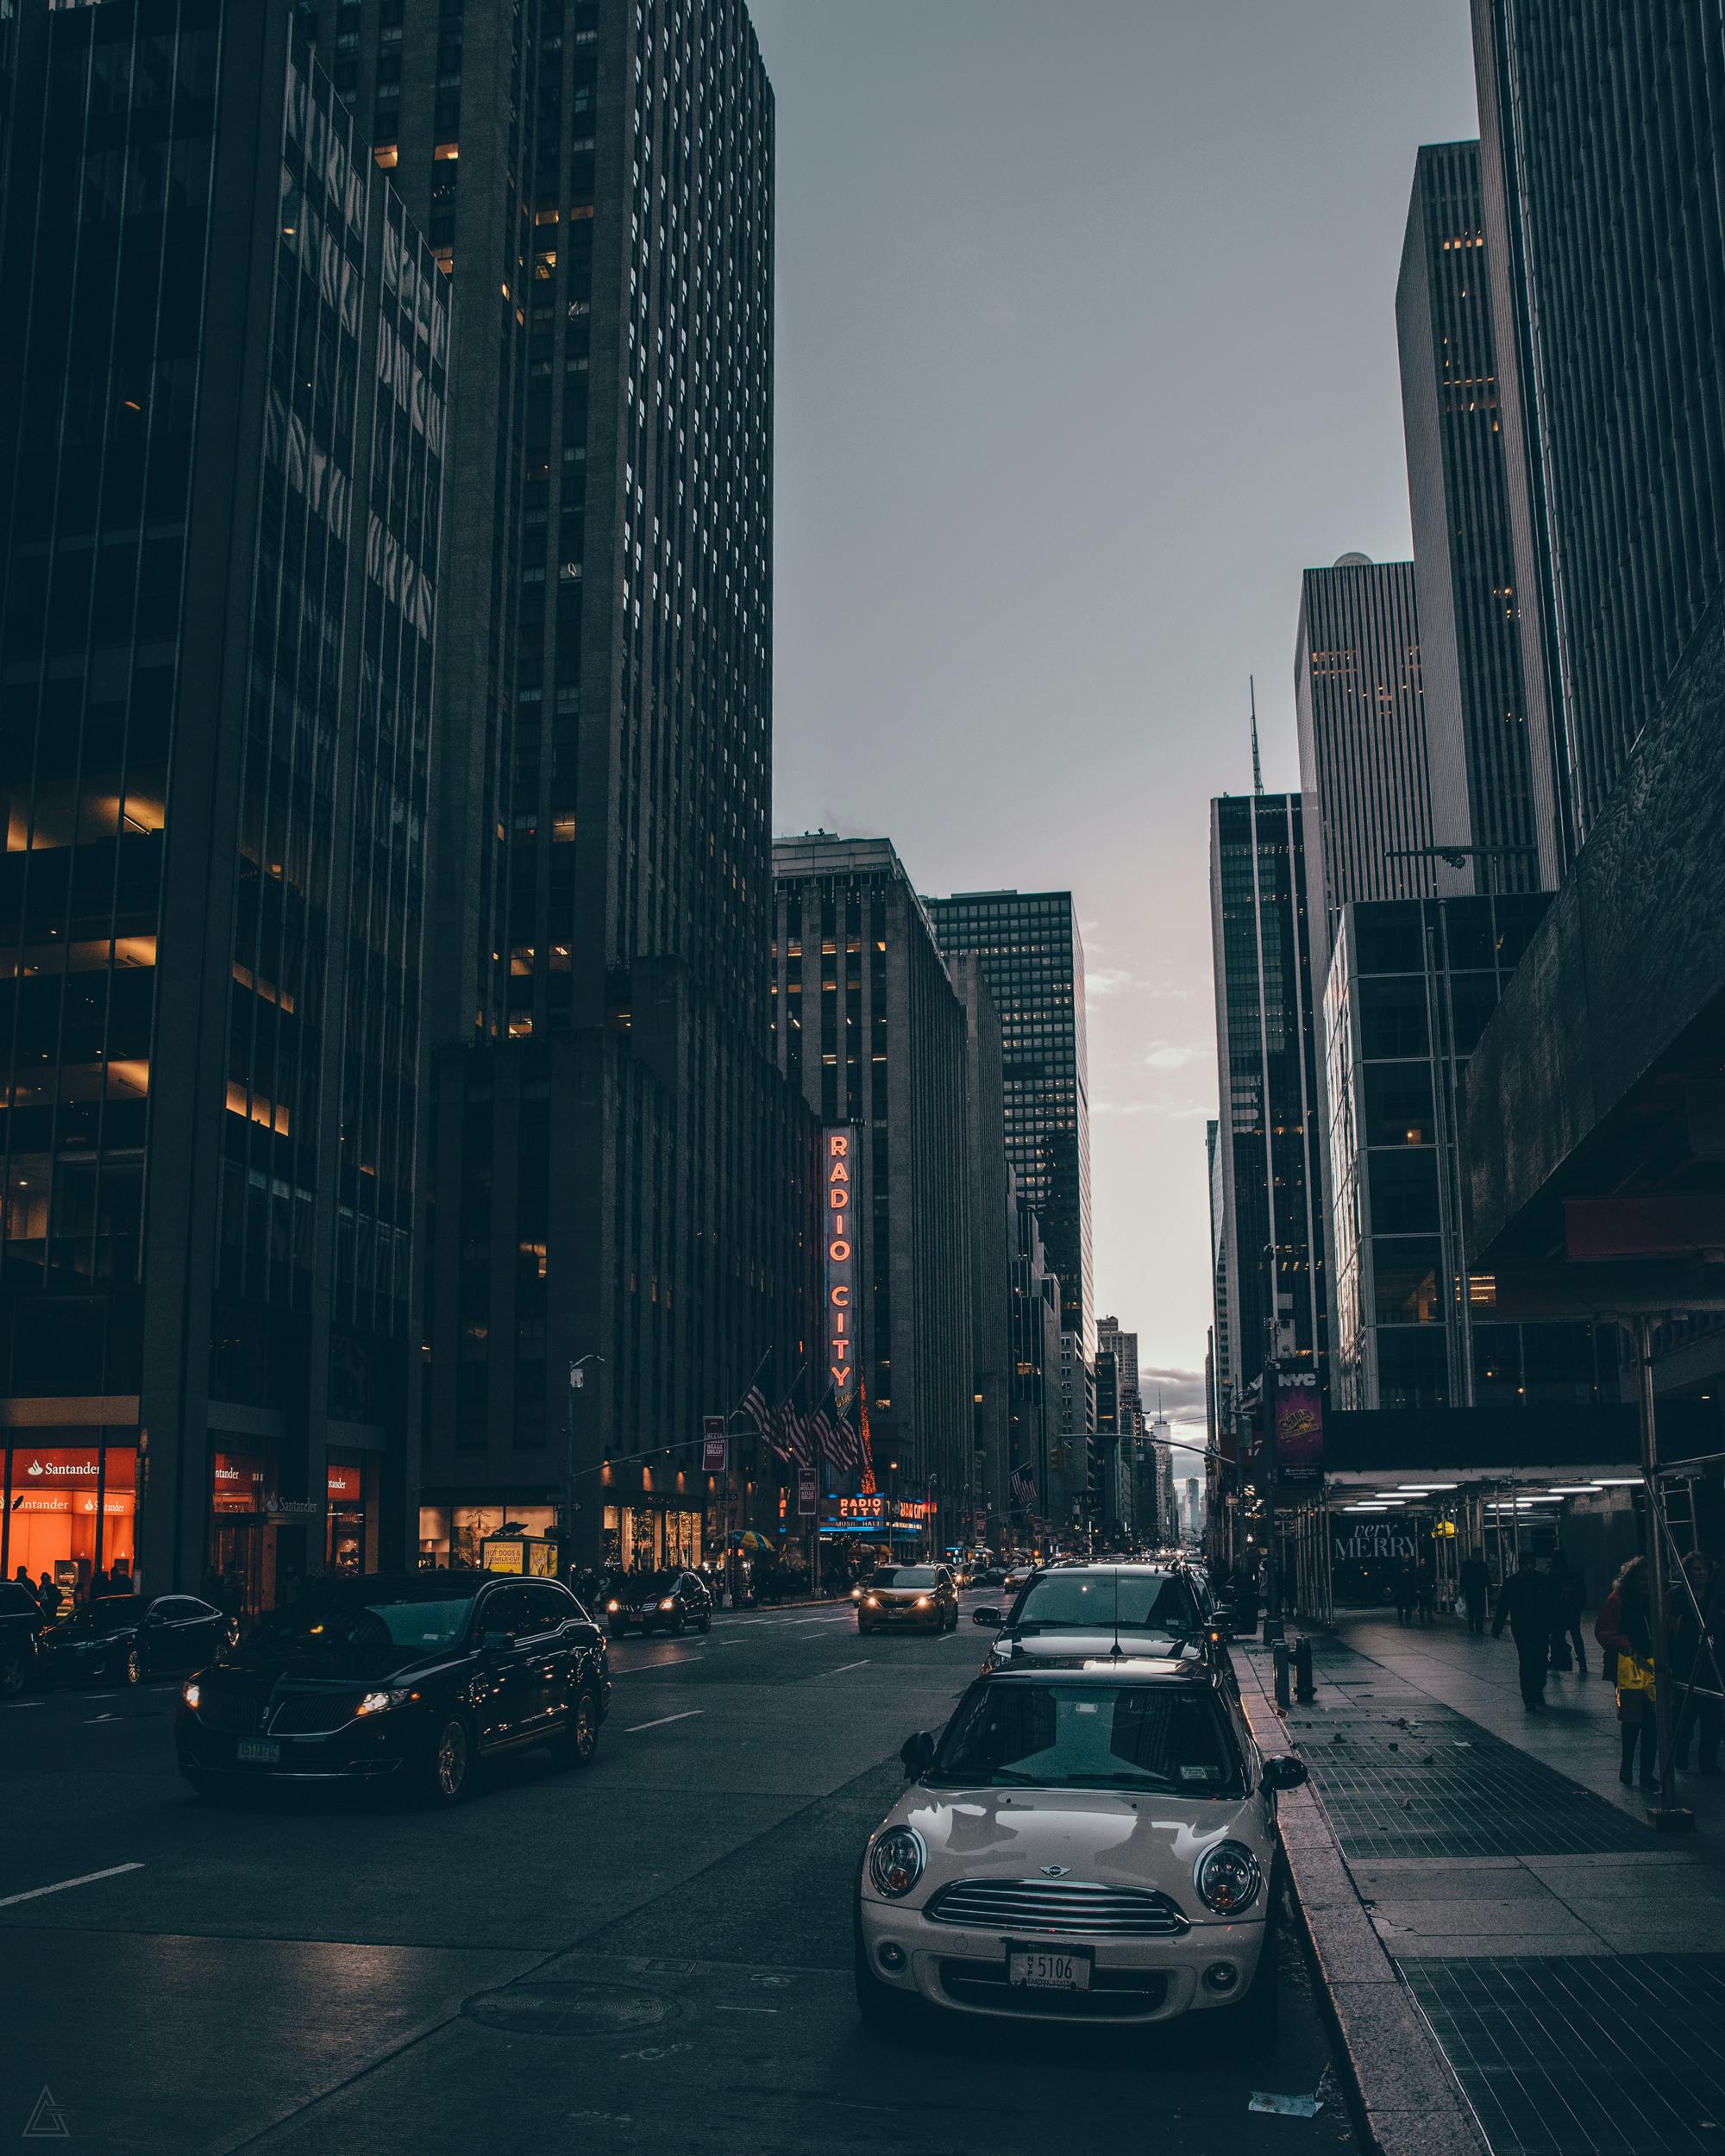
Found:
<box><xmin>2</xmin><ymin>1438</ymin><xmax>138</xmax><ymax>1599</ymax></box>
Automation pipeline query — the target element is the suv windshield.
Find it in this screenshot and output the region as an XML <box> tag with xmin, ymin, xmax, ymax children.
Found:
<box><xmin>931</xmin><ymin>1680</ymin><xmax>1243</xmax><ymax>1795</ymax></box>
<box><xmin>253</xmin><ymin>1594</ymin><xmax>474</xmax><ymax>1652</ymax></box>
<box><xmin>871</xmin><ymin>1567</ymin><xmax>937</xmax><ymax>1589</ymax></box>
<box><xmin>1010</xmin><ymin>1570</ymin><xmax>1197</xmax><ymax>1633</ymax></box>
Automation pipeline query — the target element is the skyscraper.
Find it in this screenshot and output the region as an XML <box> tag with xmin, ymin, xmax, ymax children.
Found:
<box><xmin>1208</xmin><ymin>793</ymin><xmax>1327</xmax><ymax>1445</ymax></box>
<box><xmin>1295</xmin><ymin>556</ymin><xmax>1458</xmax><ymax>988</ymax></box>
<box><xmin>770</xmin><ymin>836</ymin><xmax>978</xmax><ymax>1557</ymax></box>
<box><xmin>0</xmin><ymin>0</ymin><xmax>447</xmax><ymax>1601</ymax></box>
<box><xmin>1471</xmin><ymin>0</ymin><xmax>1725</xmax><ymax>853</ymax></box>
<box><xmin>1396</xmin><ymin>140</ymin><xmax>1543</xmax><ymax>897</ymax></box>
<box><xmin>290</xmin><ymin>0</ymin><xmax>802</xmax><ymax>1570</ymax></box>
<box><xmin>925</xmin><ymin>889</ymin><xmax>1093</xmax><ymax>1354</ymax></box>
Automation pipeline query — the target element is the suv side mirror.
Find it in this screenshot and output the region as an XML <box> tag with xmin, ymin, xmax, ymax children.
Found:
<box><xmin>971</xmin><ymin>1605</ymin><xmax>1001</xmax><ymax>1626</ymax></box>
<box><xmin>900</xmin><ymin>1730</ymin><xmax>936</xmax><ymax>1779</ymax></box>
<box><xmin>1262</xmin><ymin>1754</ymin><xmax>1308</xmax><ymax>1791</ymax></box>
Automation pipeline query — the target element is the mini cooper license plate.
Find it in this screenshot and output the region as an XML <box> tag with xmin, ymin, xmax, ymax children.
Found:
<box><xmin>236</xmin><ymin>1738</ymin><xmax>279</xmax><ymax>1765</ymax></box>
<box><xmin>1007</xmin><ymin>1946</ymin><xmax>1091</xmax><ymax>1991</ymax></box>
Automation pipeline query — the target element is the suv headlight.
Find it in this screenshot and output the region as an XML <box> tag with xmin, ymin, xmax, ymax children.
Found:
<box><xmin>914</xmin><ymin>1596</ymin><xmax>931</xmax><ymax>1608</ymax></box>
<box><xmin>869</xmin><ymin>1825</ymin><xmax>926</xmax><ymax>1899</ymax></box>
<box><xmin>355</xmin><ymin>1687</ymin><xmax>413</xmax><ymax>1717</ymax></box>
<box><xmin>181</xmin><ymin>1679</ymin><xmax>201</xmax><ymax>1710</ymax></box>
<box><xmin>659</xmin><ymin>1597</ymin><xmax>677</xmax><ymax>1612</ymax></box>
<box><xmin>1195</xmin><ymin>1839</ymin><xmax>1262</xmax><ymax>1915</ymax></box>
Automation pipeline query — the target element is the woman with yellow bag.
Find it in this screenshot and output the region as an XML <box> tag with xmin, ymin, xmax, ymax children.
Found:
<box><xmin>1596</xmin><ymin>1556</ymin><xmax>1658</xmax><ymax>1790</ymax></box>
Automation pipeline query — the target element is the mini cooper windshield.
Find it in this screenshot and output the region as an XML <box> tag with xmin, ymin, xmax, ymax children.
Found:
<box><xmin>928</xmin><ymin>1680</ymin><xmax>1245</xmax><ymax>1796</ymax></box>
<box><xmin>1008</xmin><ymin>1570</ymin><xmax>1198</xmax><ymax>1633</ymax></box>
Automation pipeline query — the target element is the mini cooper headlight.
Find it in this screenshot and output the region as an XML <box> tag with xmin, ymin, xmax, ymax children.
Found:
<box><xmin>869</xmin><ymin>1826</ymin><xmax>926</xmax><ymax>1899</ymax></box>
<box><xmin>1195</xmin><ymin>1839</ymin><xmax>1262</xmax><ymax>1915</ymax></box>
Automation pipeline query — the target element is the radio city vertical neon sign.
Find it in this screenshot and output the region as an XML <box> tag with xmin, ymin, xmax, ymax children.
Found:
<box><xmin>823</xmin><ymin>1128</ymin><xmax>860</xmax><ymax>1407</ymax></box>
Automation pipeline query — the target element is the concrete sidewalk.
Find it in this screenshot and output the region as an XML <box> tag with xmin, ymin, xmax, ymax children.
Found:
<box><xmin>1242</xmin><ymin>1614</ymin><xmax>1725</xmax><ymax>2156</ymax></box>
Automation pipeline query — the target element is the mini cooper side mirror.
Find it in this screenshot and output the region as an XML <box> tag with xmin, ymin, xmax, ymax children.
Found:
<box><xmin>1262</xmin><ymin>1754</ymin><xmax>1308</xmax><ymax>1791</ymax></box>
<box><xmin>900</xmin><ymin>1730</ymin><xmax>936</xmax><ymax>1778</ymax></box>
<box><xmin>971</xmin><ymin>1606</ymin><xmax>1002</xmax><ymax>1626</ymax></box>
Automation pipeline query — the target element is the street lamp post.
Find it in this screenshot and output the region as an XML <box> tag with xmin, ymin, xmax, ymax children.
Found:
<box><xmin>564</xmin><ymin>1354</ymin><xmax>603</xmax><ymax>1575</ymax></box>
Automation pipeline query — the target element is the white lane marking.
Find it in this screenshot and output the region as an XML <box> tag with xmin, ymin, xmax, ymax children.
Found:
<box><xmin>85</xmin><ymin>1714</ymin><xmax>122</xmax><ymax>1725</ymax></box>
<box><xmin>830</xmin><ymin>1660</ymin><xmax>871</xmax><ymax>1674</ymax></box>
<box><xmin>0</xmin><ymin>1863</ymin><xmax>144</xmax><ymax>1908</ymax></box>
<box><xmin>715</xmin><ymin>2004</ymin><xmax>779</xmax><ymax>2015</ymax></box>
<box><xmin>624</xmin><ymin>1710</ymin><xmax>702</xmax><ymax>1733</ymax></box>
<box><xmin>87</xmin><ymin>1694</ymin><xmax>117</xmax><ymax>1702</ymax></box>
<box><xmin>2</xmin><ymin>1701</ymin><xmax>44</xmax><ymax>1709</ymax></box>
<box><xmin>612</xmin><ymin>1657</ymin><xmax>703</xmax><ymax>1677</ymax></box>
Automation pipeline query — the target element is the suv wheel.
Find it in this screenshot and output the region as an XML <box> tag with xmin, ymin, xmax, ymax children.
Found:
<box><xmin>0</xmin><ymin>1645</ymin><xmax>29</xmax><ymax>1697</ymax></box>
<box><xmin>425</xmin><ymin>1714</ymin><xmax>474</xmax><ymax>1805</ymax></box>
<box><xmin>122</xmin><ymin>1645</ymin><xmax>143</xmax><ymax>1685</ymax></box>
<box><xmin>555</xmin><ymin>1684</ymin><xmax>600</xmax><ymax>1769</ymax></box>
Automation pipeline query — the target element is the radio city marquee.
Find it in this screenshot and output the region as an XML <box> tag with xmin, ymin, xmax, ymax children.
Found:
<box><xmin>824</xmin><ymin>1127</ymin><xmax>859</xmax><ymax>1413</ymax></box>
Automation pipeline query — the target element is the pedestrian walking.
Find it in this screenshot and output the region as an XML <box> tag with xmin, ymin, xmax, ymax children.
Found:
<box><xmin>1394</xmin><ymin>1557</ymin><xmax>1419</xmax><ymax>1626</ymax></box>
<box><xmin>1458</xmin><ymin>1547</ymin><xmax>1491</xmax><ymax>1635</ymax></box>
<box><xmin>1417</xmin><ymin>1556</ymin><xmax>1438</xmax><ymax>1626</ymax></box>
<box><xmin>1546</xmin><ymin>1548</ymin><xmax>1586</xmax><ymax>1674</ymax></box>
<box><xmin>1596</xmin><ymin>1555</ymin><xmax>1659</xmax><ymax>1789</ymax></box>
<box><xmin>36</xmin><ymin>1572</ymin><xmax>61</xmax><ymax>1623</ymax></box>
<box><xmin>1492</xmin><ymin>1550</ymin><xmax>1553</xmax><ymax>1709</ymax></box>
<box><xmin>1671</xmin><ymin>1550</ymin><xmax>1722</xmax><ymax>1778</ymax></box>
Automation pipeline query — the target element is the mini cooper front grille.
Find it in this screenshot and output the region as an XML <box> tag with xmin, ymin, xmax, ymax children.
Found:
<box><xmin>924</xmin><ymin>1879</ymin><xmax>1190</xmax><ymax>1937</ymax></box>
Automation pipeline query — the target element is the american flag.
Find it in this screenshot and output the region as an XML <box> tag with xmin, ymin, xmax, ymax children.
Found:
<box><xmin>834</xmin><ymin>1412</ymin><xmax>862</xmax><ymax>1472</ymax></box>
<box><xmin>1010</xmin><ymin>1463</ymin><xmax>1038</xmax><ymax>1507</ymax></box>
<box><xmin>740</xmin><ymin>1382</ymin><xmax>769</xmax><ymax>1442</ymax></box>
<box><xmin>781</xmin><ymin>1400</ymin><xmax>812</xmax><ymax>1470</ymax></box>
<box><xmin>813</xmin><ymin>1403</ymin><xmax>847</xmax><ymax>1469</ymax></box>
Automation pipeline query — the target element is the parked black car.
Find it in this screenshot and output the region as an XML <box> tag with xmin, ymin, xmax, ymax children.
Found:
<box><xmin>603</xmin><ymin>1569</ymin><xmax>713</xmax><ymax>1638</ymax></box>
<box><xmin>40</xmin><ymin>1593</ymin><xmax>235</xmax><ymax>1687</ymax></box>
<box><xmin>176</xmin><ymin>1572</ymin><xmax>610</xmax><ymax>1805</ymax></box>
<box><xmin>0</xmin><ymin>1580</ymin><xmax>48</xmax><ymax>1695</ymax></box>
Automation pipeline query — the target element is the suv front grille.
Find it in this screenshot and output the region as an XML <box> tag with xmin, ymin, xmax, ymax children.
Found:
<box><xmin>198</xmin><ymin>1689</ymin><xmax>261</xmax><ymax>1736</ymax></box>
<box><xmin>267</xmin><ymin>1692</ymin><xmax>364</xmax><ymax>1735</ymax></box>
<box><xmin>924</xmin><ymin>1879</ymin><xmax>1189</xmax><ymax>1937</ymax></box>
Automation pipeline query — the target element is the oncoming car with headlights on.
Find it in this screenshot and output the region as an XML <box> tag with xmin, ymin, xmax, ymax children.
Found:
<box><xmin>854</xmin><ymin>1659</ymin><xmax>1305</xmax><ymax>2031</ymax></box>
<box><xmin>856</xmin><ymin>1564</ymin><xmax>958</xmax><ymax>1634</ymax></box>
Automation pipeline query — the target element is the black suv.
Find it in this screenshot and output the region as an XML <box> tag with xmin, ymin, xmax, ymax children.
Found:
<box><xmin>176</xmin><ymin>1571</ymin><xmax>611</xmax><ymax>1805</ymax></box>
<box><xmin>603</xmin><ymin>1568</ymin><xmax>713</xmax><ymax>1638</ymax></box>
<box><xmin>0</xmin><ymin>1581</ymin><xmax>47</xmax><ymax>1695</ymax></box>
<box><xmin>970</xmin><ymin>1562</ymin><xmax>1231</xmax><ymax>1681</ymax></box>
<box><xmin>41</xmin><ymin>1593</ymin><xmax>235</xmax><ymax>1686</ymax></box>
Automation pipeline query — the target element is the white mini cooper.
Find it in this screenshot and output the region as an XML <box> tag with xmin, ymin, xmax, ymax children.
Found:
<box><xmin>855</xmin><ymin>1658</ymin><xmax>1305</xmax><ymax>2030</ymax></box>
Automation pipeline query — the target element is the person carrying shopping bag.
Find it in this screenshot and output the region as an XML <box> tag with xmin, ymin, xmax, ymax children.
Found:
<box><xmin>1596</xmin><ymin>1556</ymin><xmax>1659</xmax><ymax>1789</ymax></box>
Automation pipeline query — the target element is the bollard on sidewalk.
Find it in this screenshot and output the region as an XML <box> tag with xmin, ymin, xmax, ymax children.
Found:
<box><xmin>1272</xmin><ymin>1640</ymin><xmax>1291</xmax><ymax>1710</ymax></box>
<box><xmin>1293</xmin><ymin>1634</ymin><xmax>1315</xmax><ymax>1702</ymax></box>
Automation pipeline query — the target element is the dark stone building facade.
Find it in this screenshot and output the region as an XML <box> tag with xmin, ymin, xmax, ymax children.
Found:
<box><xmin>285</xmin><ymin>0</ymin><xmax>807</xmax><ymax>1572</ymax></box>
<box><xmin>1471</xmin><ymin>0</ymin><xmax>1725</xmax><ymax>857</ymax></box>
<box><xmin>0</xmin><ymin>0</ymin><xmax>447</xmax><ymax>1601</ymax></box>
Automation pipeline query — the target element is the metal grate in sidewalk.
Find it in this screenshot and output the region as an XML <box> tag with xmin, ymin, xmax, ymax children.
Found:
<box><xmin>1402</xmin><ymin>1955</ymin><xmax>1725</xmax><ymax>2156</ymax></box>
<box><xmin>1282</xmin><ymin>1705</ymin><xmax>1657</xmax><ymax>1859</ymax></box>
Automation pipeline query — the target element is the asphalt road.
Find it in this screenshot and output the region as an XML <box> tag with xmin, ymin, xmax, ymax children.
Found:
<box><xmin>0</xmin><ymin>1594</ymin><xmax>1360</xmax><ymax>2156</ymax></box>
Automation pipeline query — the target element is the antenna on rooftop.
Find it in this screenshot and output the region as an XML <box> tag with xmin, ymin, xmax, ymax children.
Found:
<box><xmin>1249</xmin><ymin>678</ymin><xmax>1264</xmax><ymax>797</ymax></box>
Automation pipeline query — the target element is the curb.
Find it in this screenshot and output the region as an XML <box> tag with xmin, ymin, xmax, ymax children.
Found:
<box><xmin>1237</xmin><ymin>1648</ymin><xmax>1490</xmax><ymax>2156</ymax></box>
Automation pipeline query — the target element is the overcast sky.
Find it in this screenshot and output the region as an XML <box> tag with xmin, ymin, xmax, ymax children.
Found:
<box><xmin>750</xmin><ymin>0</ymin><xmax>1480</xmax><ymax>1443</ymax></box>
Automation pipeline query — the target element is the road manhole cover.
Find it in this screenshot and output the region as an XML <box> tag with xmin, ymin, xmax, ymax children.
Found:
<box><xmin>464</xmin><ymin>1981</ymin><xmax>677</xmax><ymax>2037</ymax></box>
